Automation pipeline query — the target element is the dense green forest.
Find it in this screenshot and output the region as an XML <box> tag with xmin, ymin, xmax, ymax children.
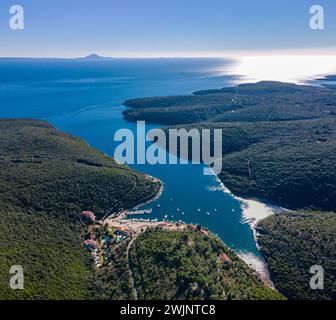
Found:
<box><xmin>129</xmin><ymin>229</ymin><xmax>284</xmax><ymax>300</ymax></box>
<box><xmin>257</xmin><ymin>212</ymin><xmax>336</xmax><ymax>300</ymax></box>
<box><xmin>124</xmin><ymin>81</ymin><xmax>336</xmax><ymax>125</ymax></box>
<box><xmin>0</xmin><ymin>119</ymin><xmax>159</xmax><ymax>220</ymax></box>
<box><xmin>124</xmin><ymin>81</ymin><xmax>336</xmax><ymax>211</ymax></box>
<box><xmin>0</xmin><ymin>210</ymin><xmax>92</xmax><ymax>299</ymax></box>
<box><xmin>92</xmin><ymin>240</ymin><xmax>135</xmax><ymax>300</ymax></box>
<box><xmin>0</xmin><ymin>119</ymin><xmax>158</xmax><ymax>299</ymax></box>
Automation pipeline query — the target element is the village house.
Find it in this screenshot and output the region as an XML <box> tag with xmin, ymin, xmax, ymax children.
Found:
<box><xmin>84</xmin><ymin>239</ymin><xmax>98</xmax><ymax>252</ymax></box>
<box><xmin>114</xmin><ymin>227</ymin><xmax>130</xmax><ymax>238</ymax></box>
<box><xmin>82</xmin><ymin>211</ymin><xmax>96</xmax><ymax>223</ymax></box>
<box><xmin>218</xmin><ymin>253</ymin><xmax>232</xmax><ymax>265</ymax></box>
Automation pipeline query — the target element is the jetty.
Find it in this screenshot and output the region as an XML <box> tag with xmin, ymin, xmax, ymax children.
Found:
<box><xmin>125</xmin><ymin>209</ymin><xmax>152</xmax><ymax>216</ymax></box>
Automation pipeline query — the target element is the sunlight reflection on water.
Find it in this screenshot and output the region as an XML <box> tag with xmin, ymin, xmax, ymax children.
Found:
<box><xmin>230</xmin><ymin>55</ymin><xmax>336</xmax><ymax>84</ymax></box>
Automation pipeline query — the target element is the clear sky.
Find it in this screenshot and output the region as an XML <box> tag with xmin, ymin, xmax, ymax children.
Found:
<box><xmin>0</xmin><ymin>0</ymin><xmax>336</xmax><ymax>57</ymax></box>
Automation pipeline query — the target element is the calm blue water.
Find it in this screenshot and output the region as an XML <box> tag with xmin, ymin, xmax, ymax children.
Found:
<box><xmin>0</xmin><ymin>58</ymin><xmax>263</xmax><ymax>261</ymax></box>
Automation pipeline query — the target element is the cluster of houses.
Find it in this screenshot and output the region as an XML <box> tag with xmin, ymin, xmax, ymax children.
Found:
<box><xmin>112</xmin><ymin>227</ymin><xmax>130</xmax><ymax>243</ymax></box>
<box><xmin>100</xmin><ymin>226</ymin><xmax>131</xmax><ymax>246</ymax></box>
<box><xmin>81</xmin><ymin>210</ymin><xmax>232</xmax><ymax>269</ymax></box>
<box><xmin>83</xmin><ymin>239</ymin><xmax>101</xmax><ymax>266</ymax></box>
<box><xmin>82</xmin><ymin>211</ymin><xmax>102</xmax><ymax>267</ymax></box>
<box><xmin>82</xmin><ymin>210</ymin><xmax>132</xmax><ymax>268</ymax></box>
<box><xmin>98</xmin><ymin>226</ymin><xmax>131</xmax><ymax>266</ymax></box>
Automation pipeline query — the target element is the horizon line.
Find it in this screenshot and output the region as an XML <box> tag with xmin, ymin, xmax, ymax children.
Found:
<box><xmin>1</xmin><ymin>47</ymin><xmax>336</xmax><ymax>60</ymax></box>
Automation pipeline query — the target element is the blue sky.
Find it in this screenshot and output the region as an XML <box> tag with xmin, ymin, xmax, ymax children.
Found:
<box><xmin>0</xmin><ymin>0</ymin><xmax>336</xmax><ymax>57</ymax></box>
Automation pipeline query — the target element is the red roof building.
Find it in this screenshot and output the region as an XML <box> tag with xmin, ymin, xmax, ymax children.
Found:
<box><xmin>82</xmin><ymin>211</ymin><xmax>96</xmax><ymax>222</ymax></box>
<box><xmin>218</xmin><ymin>253</ymin><xmax>232</xmax><ymax>265</ymax></box>
<box><xmin>84</xmin><ymin>239</ymin><xmax>98</xmax><ymax>250</ymax></box>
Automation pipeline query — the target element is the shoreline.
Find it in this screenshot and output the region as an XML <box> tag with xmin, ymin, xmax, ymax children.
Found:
<box><xmin>104</xmin><ymin>205</ymin><xmax>278</xmax><ymax>290</ymax></box>
<box><xmin>212</xmin><ymin>170</ymin><xmax>289</xmax><ymax>237</ymax></box>
<box><xmin>132</xmin><ymin>175</ymin><xmax>164</xmax><ymax>210</ymax></box>
<box><xmin>113</xmin><ymin>168</ymin><xmax>277</xmax><ymax>288</ymax></box>
<box><xmin>210</xmin><ymin>169</ymin><xmax>289</xmax><ymax>287</ymax></box>
<box><xmin>104</xmin><ymin>174</ymin><xmax>164</xmax><ymax>221</ymax></box>
<box><xmin>112</xmin><ymin>167</ymin><xmax>280</xmax><ymax>288</ymax></box>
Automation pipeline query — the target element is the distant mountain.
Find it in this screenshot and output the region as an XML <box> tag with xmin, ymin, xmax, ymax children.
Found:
<box><xmin>82</xmin><ymin>53</ymin><xmax>107</xmax><ymax>60</ymax></box>
<box><xmin>0</xmin><ymin>54</ymin><xmax>110</xmax><ymax>61</ymax></box>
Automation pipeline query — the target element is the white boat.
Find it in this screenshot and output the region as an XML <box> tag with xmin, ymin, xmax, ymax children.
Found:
<box><xmin>181</xmin><ymin>212</ymin><xmax>185</xmax><ymax>215</ymax></box>
<box><xmin>177</xmin><ymin>208</ymin><xmax>180</xmax><ymax>212</ymax></box>
<box><xmin>232</xmin><ymin>209</ymin><xmax>235</xmax><ymax>213</ymax></box>
<box><xmin>164</xmin><ymin>214</ymin><xmax>168</xmax><ymax>219</ymax></box>
<box><xmin>206</xmin><ymin>212</ymin><xmax>211</xmax><ymax>216</ymax></box>
<box><xmin>197</xmin><ymin>208</ymin><xmax>201</xmax><ymax>212</ymax></box>
<box><xmin>157</xmin><ymin>204</ymin><xmax>160</xmax><ymax>208</ymax></box>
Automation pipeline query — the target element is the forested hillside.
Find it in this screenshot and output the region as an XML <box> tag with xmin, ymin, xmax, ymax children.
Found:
<box><xmin>0</xmin><ymin>119</ymin><xmax>159</xmax><ymax>299</ymax></box>
<box><xmin>123</xmin><ymin>82</ymin><xmax>336</xmax><ymax>211</ymax></box>
<box><xmin>257</xmin><ymin>212</ymin><xmax>336</xmax><ymax>300</ymax></box>
<box><xmin>124</xmin><ymin>81</ymin><xmax>336</xmax><ymax>125</ymax></box>
<box><xmin>129</xmin><ymin>229</ymin><xmax>284</xmax><ymax>300</ymax></box>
